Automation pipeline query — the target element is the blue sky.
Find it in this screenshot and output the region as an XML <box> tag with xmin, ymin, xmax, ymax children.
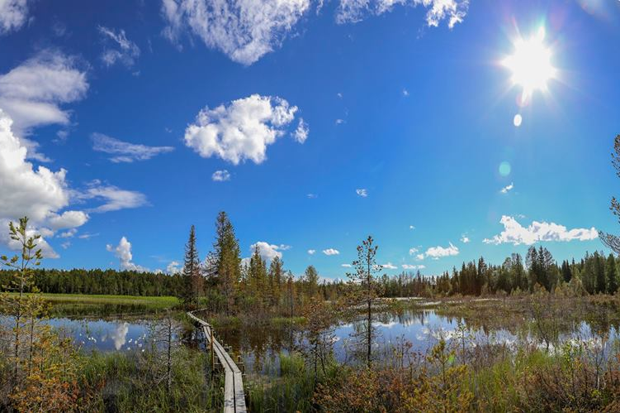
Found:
<box><xmin>0</xmin><ymin>0</ymin><xmax>619</xmax><ymax>279</ymax></box>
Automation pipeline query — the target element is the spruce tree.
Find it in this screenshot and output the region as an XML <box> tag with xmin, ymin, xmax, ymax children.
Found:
<box><xmin>182</xmin><ymin>225</ymin><xmax>201</xmax><ymax>304</ymax></box>
<box><xmin>213</xmin><ymin>212</ymin><xmax>241</xmax><ymax>313</ymax></box>
<box><xmin>606</xmin><ymin>253</ymin><xmax>618</xmax><ymax>294</ymax></box>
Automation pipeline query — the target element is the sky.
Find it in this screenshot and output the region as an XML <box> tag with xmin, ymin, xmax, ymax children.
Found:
<box><xmin>0</xmin><ymin>0</ymin><xmax>619</xmax><ymax>279</ymax></box>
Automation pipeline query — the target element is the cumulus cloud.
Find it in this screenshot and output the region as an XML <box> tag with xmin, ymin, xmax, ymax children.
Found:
<box><xmin>323</xmin><ymin>248</ymin><xmax>340</xmax><ymax>256</ymax></box>
<box><xmin>250</xmin><ymin>241</ymin><xmax>290</xmax><ymax>262</ymax></box>
<box><xmin>483</xmin><ymin>215</ymin><xmax>599</xmax><ymax>246</ymax></box>
<box><xmin>212</xmin><ymin>169</ymin><xmax>231</xmax><ymax>182</ymax></box>
<box><xmin>76</xmin><ymin>181</ymin><xmax>148</xmax><ymax>213</ymax></box>
<box><xmin>161</xmin><ymin>0</ymin><xmax>311</xmax><ymax>65</ymax></box>
<box><xmin>307</xmin><ymin>249</ymin><xmax>316</xmax><ymax>255</ymax></box>
<box><xmin>402</xmin><ymin>264</ymin><xmax>425</xmax><ymax>270</ymax></box>
<box><xmin>0</xmin><ymin>0</ymin><xmax>32</xmax><ymax>35</ymax></box>
<box><xmin>356</xmin><ymin>188</ymin><xmax>368</xmax><ymax>197</ymax></box>
<box><xmin>166</xmin><ymin>261</ymin><xmax>182</xmax><ymax>274</ymax></box>
<box><xmin>418</xmin><ymin>242</ymin><xmax>459</xmax><ymax>260</ymax></box>
<box><xmin>383</xmin><ymin>262</ymin><xmax>397</xmax><ymax>270</ymax></box>
<box><xmin>341</xmin><ymin>263</ymin><xmax>352</xmax><ymax>268</ymax></box>
<box><xmin>307</xmin><ymin>193</ymin><xmax>318</xmax><ymax>199</ymax></box>
<box><xmin>500</xmin><ymin>182</ymin><xmax>514</xmax><ymax>194</ymax></box>
<box><xmin>460</xmin><ymin>235</ymin><xmax>470</xmax><ymax>243</ymax></box>
<box><xmin>106</xmin><ymin>236</ymin><xmax>148</xmax><ymax>272</ymax></box>
<box><xmin>0</xmin><ymin>111</ymin><xmax>70</xmax><ymax>222</ymax></box>
<box><xmin>409</xmin><ymin>225</ymin><xmax>415</xmax><ymax>230</ymax></box>
<box><xmin>409</xmin><ymin>247</ymin><xmax>419</xmax><ymax>255</ymax></box>
<box><xmin>0</xmin><ymin>50</ymin><xmax>89</xmax><ymax>135</ymax></box>
<box><xmin>92</xmin><ymin>133</ymin><xmax>174</xmax><ymax>163</ymax></box>
<box><xmin>184</xmin><ymin>94</ymin><xmax>306</xmax><ymax>165</ymax></box>
<box><xmin>336</xmin><ymin>0</ymin><xmax>469</xmax><ymax>28</ymax></box>
<box><xmin>98</xmin><ymin>26</ymin><xmax>141</xmax><ymax>68</ymax></box>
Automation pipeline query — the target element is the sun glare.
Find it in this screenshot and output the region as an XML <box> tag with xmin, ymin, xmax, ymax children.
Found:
<box><xmin>503</xmin><ymin>27</ymin><xmax>556</xmax><ymax>99</ymax></box>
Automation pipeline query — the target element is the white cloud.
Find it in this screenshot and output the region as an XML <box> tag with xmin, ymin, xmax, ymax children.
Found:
<box><xmin>92</xmin><ymin>133</ymin><xmax>174</xmax><ymax>163</ymax></box>
<box><xmin>383</xmin><ymin>262</ymin><xmax>397</xmax><ymax>270</ymax></box>
<box><xmin>60</xmin><ymin>241</ymin><xmax>71</xmax><ymax>250</ymax></box>
<box><xmin>184</xmin><ymin>94</ymin><xmax>305</xmax><ymax>165</ymax></box>
<box><xmin>409</xmin><ymin>225</ymin><xmax>415</xmax><ymax>230</ymax></box>
<box><xmin>356</xmin><ymin>188</ymin><xmax>368</xmax><ymax>197</ymax></box>
<box><xmin>500</xmin><ymin>182</ymin><xmax>514</xmax><ymax>194</ymax></box>
<box><xmin>336</xmin><ymin>0</ymin><xmax>469</xmax><ymax>29</ymax></box>
<box><xmin>0</xmin><ymin>0</ymin><xmax>32</xmax><ymax>35</ymax></box>
<box><xmin>323</xmin><ymin>248</ymin><xmax>340</xmax><ymax>256</ymax></box>
<box><xmin>106</xmin><ymin>236</ymin><xmax>148</xmax><ymax>272</ymax></box>
<box><xmin>335</xmin><ymin>118</ymin><xmax>345</xmax><ymax>125</ymax></box>
<box><xmin>98</xmin><ymin>26</ymin><xmax>141</xmax><ymax>68</ymax></box>
<box><xmin>402</xmin><ymin>264</ymin><xmax>425</xmax><ymax>270</ymax></box>
<box><xmin>0</xmin><ymin>218</ymin><xmax>59</xmax><ymax>259</ymax></box>
<box><xmin>416</xmin><ymin>253</ymin><xmax>425</xmax><ymax>260</ymax></box>
<box><xmin>307</xmin><ymin>193</ymin><xmax>318</xmax><ymax>199</ymax></box>
<box><xmin>76</xmin><ymin>181</ymin><xmax>148</xmax><ymax>213</ymax></box>
<box><xmin>293</xmin><ymin>118</ymin><xmax>309</xmax><ymax>144</ymax></box>
<box><xmin>212</xmin><ymin>169</ymin><xmax>231</xmax><ymax>181</ymax></box>
<box><xmin>47</xmin><ymin>210</ymin><xmax>89</xmax><ymax>230</ymax></box>
<box><xmin>460</xmin><ymin>235</ymin><xmax>470</xmax><ymax>243</ymax></box>
<box><xmin>0</xmin><ymin>50</ymin><xmax>89</xmax><ymax>134</ymax></box>
<box><xmin>166</xmin><ymin>260</ymin><xmax>182</xmax><ymax>274</ymax></box>
<box><xmin>419</xmin><ymin>242</ymin><xmax>459</xmax><ymax>260</ymax></box>
<box><xmin>78</xmin><ymin>232</ymin><xmax>99</xmax><ymax>240</ymax></box>
<box><xmin>250</xmin><ymin>241</ymin><xmax>289</xmax><ymax>262</ymax></box>
<box><xmin>483</xmin><ymin>215</ymin><xmax>599</xmax><ymax>246</ymax></box>
<box><xmin>161</xmin><ymin>0</ymin><xmax>311</xmax><ymax>65</ymax></box>
<box><xmin>58</xmin><ymin>228</ymin><xmax>77</xmax><ymax>238</ymax></box>
<box><xmin>341</xmin><ymin>263</ymin><xmax>352</xmax><ymax>268</ymax></box>
<box><xmin>307</xmin><ymin>249</ymin><xmax>316</xmax><ymax>255</ymax></box>
<box><xmin>409</xmin><ymin>247</ymin><xmax>419</xmax><ymax>255</ymax></box>
<box><xmin>402</xmin><ymin>88</ymin><xmax>409</xmax><ymax>97</ymax></box>
<box><xmin>0</xmin><ymin>110</ymin><xmax>71</xmax><ymax>223</ymax></box>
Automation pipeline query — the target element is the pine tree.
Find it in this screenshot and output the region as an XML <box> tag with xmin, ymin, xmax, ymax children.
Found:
<box><xmin>182</xmin><ymin>225</ymin><xmax>201</xmax><ymax>304</ymax></box>
<box><xmin>346</xmin><ymin>236</ymin><xmax>382</xmax><ymax>369</ymax></box>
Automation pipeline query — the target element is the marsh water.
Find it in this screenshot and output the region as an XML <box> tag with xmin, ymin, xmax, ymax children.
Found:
<box><xmin>6</xmin><ymin>298</ymin><xmax>620</xmax><ymax>376</ymax></box>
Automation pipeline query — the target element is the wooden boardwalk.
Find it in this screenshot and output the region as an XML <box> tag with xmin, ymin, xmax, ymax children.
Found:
<box><xmin>187</xmin><ymin>311</ymin><xmax>247</xmax><ymax>413</ymax></box>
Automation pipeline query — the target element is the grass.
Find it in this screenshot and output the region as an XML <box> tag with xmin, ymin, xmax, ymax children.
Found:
<box><xmin>2</xmin><ymin>293</ymin><xmax>180</xmax><ymax>317</ymax></box>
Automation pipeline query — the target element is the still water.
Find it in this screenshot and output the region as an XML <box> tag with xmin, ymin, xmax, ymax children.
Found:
<box><xmin>7</xmin><ymin>303</ymin><xmax>619</xmax><ymax>374</ymax></box>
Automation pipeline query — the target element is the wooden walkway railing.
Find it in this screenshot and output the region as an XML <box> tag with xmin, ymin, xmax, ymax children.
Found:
<box><xmin>187</xmin><ymin>311</ymin><xmax>247</xmax><ymax>413</ymax></box>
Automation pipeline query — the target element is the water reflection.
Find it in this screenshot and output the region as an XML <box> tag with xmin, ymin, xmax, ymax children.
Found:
<box><xmin>215</xmin><ymin>306</ymin><xmax>620</xmax><ymax>375</ymax></box>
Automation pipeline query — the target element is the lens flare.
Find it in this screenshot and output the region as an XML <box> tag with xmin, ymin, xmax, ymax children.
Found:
<box><xmin>499</xmin><ymin>162</ymin><xmax>511</xmax><ymax>176</ymax></box>
<box><xmin>513</xmin><ymin>114</ymin><xmax>522</xmax><ymax>127</ymax></box>
<box><xmin>503</xmin><ymin>26</ymin><xmax>556</xmax><ymax>99</ymax></box>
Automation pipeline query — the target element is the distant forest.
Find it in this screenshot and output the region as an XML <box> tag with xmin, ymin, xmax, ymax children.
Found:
<box><xmin>1</xmin><ymin>243</ymin><xmax>616</xmax><ymax>300</ymax></box>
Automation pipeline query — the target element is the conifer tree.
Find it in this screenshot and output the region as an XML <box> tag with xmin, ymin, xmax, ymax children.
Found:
<box><xmin>606</xmin><ymin>253</ymin><xmax>618</xmax><ymax>294</ymax></box>
<box><xmin>268</xmin><ymin>256</ymin><xmax>284</xmax><ymax>307</ymax></box>
<box><xmin>346</xmin><ymin>236</ymin><xmax>382</xmax><ymax>369</ymax></box>
<box><xmin>182</xmin><ymin>225</ymin><xmax>201</xmax><ymax>304</ymax></box>
<box><xmin>304</xmin><ymin>265</ymin><xmax>319</xmax><ymax>299</ymax></box>
<box><xmin>213</xmin><ymin>212</ymin><xmax>241</xmax><ymax>314</ymax></box>
<box><xmin>601</xmin><ymin>135</ymin><xmax>620</xmax><ymax>253</ymax></box>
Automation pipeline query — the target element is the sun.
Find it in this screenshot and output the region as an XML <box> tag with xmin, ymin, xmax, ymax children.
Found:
<box><xmin>503</xmin><ymin>27</ymin><xmax>556</xmax><ymax>99</ymax></box>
